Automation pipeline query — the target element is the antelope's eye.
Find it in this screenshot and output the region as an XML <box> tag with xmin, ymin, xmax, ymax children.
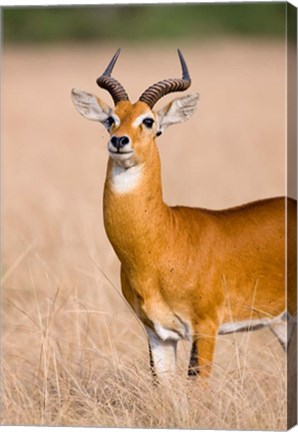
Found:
<box><xmin>106</xmin><ymin>116</ymin><xmax>115</xmax><ymax>128</ymax></box>
<box><xmin>142</xmin><ymin>118</ymin><xmax>154</xmax><ymax>129</ymax></box>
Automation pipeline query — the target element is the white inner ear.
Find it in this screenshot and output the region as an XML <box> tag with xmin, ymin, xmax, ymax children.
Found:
<box><xmin>71</xmin><ymin>88</ymin><xmax>112</xmax><ymax>122</ymax></box>
<box><xmin>157</xmin><ymin>93</ymin><xmax>199</xmax><ymax>134</ymax></box>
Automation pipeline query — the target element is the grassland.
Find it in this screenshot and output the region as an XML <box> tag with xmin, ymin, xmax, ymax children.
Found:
<box><xmin>1</xmin><ymin>40</ymin><xmax>289</xmax><ymax>428</ymax></box>
<box><xmin>1</xmin><ymin>245</ymin><xmax>287</xmax><ymax>428</ymax></box>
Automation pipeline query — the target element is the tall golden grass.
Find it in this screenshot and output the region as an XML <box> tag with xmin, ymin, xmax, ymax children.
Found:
<box><xmin>2</xmin><ymin>241</ymin><xmax>286</xmax><ymax>429</ymax></box>
<box><xmin>2</xmin><ymin>41</ymin><xmax>288</xmax><ymax>429</ymax></box>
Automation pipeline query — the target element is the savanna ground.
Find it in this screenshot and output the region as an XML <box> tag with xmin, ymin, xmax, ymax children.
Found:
<box><xmin>1</xmin><ymin>39</ymin><xmax>291</xmax><ymax>428</ymax></box>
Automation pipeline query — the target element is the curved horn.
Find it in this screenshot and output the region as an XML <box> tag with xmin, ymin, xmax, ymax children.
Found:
<box><xmin>96</xmin><ymin>49</ymin><xmax>129</xmax><ymax>105</ymax></box>
<box><xmin>139</xmin><ymin>49</ymin><xmax>191</xmax><ymax>108</ymax></box>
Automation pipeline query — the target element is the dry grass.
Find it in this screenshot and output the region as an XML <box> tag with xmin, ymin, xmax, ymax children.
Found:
<box><xmin>1</xmin><ymin>40</ymin><xmax>288</xmax><ymax>429</ymax></box>
<box><xmin>1</xmin><ymin>244</ymin><xmax>286</xmax><ymax>429</ymax></box>
<box><xmin>1</xmin><ymin>358</ymin><xmax>286</xmax><ymax>429</ymax></box>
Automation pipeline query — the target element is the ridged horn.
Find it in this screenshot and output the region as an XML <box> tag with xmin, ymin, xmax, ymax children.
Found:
<box><xmin>96</xmin><ymin>49</ymin><xmax>129</xmax><ymax>105</ymax></box>
<box><xmin>139</xmin><ymin>49</ymin><xmax>191</xmax><ymax>108</ymax></box>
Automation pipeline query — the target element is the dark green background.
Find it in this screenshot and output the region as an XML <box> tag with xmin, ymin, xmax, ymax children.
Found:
<box><xmin>3</xmin><ymin>3</ymin><xmax>291</xmax><ymax>44</ymax></box>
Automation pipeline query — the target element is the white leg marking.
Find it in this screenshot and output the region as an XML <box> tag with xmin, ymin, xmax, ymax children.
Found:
<box><xmin>219</xmin><ymin>317</ymin><xmax>275</xmax><ymax>334</ymax></box>
<box><xmin>154</xmin><ymin>323</ymin><xmax>182</xmax><ymax>341</ymax></box>
<box><xmin>268</xmin><ymin>313</ymin><xmax>297</xmax><ymax>349</ymax></box>
<box><xmin>269</xmin><ymin>319</ymin><xmax>287</xmax><ymax>349</ymax></box>
<box><xmin>146</xmin><ymin>327</ymin><xmax>177</xmax><ymax>376</ymax></box>
<box><xmin>219</xmin><ymin>311</ymin><xmax>295</xmax><ymax>350</ymax></box>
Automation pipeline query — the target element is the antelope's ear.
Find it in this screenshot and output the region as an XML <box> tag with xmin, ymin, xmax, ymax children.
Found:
<box><xmin>71</xmin><ymin>89</ymin><xmax>112</xmax><ymax>123</ymax></box>
<box><xmin>156</xmin><ymin>93</ymin><xmax>199</xmax><ymax>135</ymax></box>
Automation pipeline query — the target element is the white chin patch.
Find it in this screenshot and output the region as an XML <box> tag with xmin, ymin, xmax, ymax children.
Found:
<box><xmin>111</xmin><ymin>163</ymin><xmax>143</xmax><ymax>194</ymax></box>
<box><xmin>109</xmin><ymin>151</ymin><xmax>135</xmax><ymax>169</ymax></box>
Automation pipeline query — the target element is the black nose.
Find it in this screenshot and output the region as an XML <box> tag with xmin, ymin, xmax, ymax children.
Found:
<box><xmin>110</xmin><ymin>135</ymin><xmax>130</xmax><ymax>150</ymax></box>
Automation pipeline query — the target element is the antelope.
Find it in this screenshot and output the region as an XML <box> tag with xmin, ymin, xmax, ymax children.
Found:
<box><xmin>71</xmin><ymin>49</ymin><xmax>296</xmax><ymax>379</ymax></box>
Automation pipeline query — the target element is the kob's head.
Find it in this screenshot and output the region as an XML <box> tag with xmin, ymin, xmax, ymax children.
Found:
<box><xmin>71</xmin><ymin>49</ymin><xmax>199</xmax><ymax>168</ymax></box>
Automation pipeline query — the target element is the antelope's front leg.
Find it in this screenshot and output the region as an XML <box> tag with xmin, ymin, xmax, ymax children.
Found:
<box><xmin>188</xmin><ymin>341</ymin><xmax>199</xmax><ymax>377</ymax></box>
<box><xmin>146</xmin><ymin>327</ymin><xmax>178</xmax><ymax>379</ymax></box>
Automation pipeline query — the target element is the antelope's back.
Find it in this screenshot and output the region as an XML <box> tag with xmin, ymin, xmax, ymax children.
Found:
<box><xmin>220</xmin><ymin>196</ymin><xmax>296</xmax><ymax>317</ymax></box>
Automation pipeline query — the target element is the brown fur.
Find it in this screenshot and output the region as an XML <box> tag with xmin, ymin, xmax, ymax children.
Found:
<box><xmin>102</xmin><ymin>100</ymin><xmax>296</xmax><ymax>377</ymax></box>
<box><xmin>71</xmin><ymin>88</ymin><xmax>296</xmax><ymax>377</ymax></box>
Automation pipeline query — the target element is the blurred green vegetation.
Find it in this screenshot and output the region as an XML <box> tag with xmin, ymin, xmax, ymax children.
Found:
<box><xmin>3</xmin><ymin>3</ymin><xmax>288</xmax><ymax>44</ymax></box>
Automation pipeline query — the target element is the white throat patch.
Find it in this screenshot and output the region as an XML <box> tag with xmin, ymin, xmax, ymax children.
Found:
<box><xmin>111</xmin><ymin>164</ymin><xmax>143</xmax><ymax>194</ymax></box>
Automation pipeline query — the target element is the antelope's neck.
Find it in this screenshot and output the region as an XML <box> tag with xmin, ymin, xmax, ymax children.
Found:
<box><xmin>103</xmin><ymin>148</ymin><xmax>170</xmax><ymax>268</ymax></box>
